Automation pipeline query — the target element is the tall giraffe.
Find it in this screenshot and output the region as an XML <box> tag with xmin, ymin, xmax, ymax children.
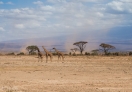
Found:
<box><xmin>53</xmin><ymin>48</ymin><xmax>64</xmax><ymax>61</ymax></box>
<box><xmin>42</xmin><ymin>46</ymin><xmax>53</xmax><ymax>63</ymax></box>
<box><xmin>36</xmin><ymin>47</ymin><xmax>43</xmax><ymax>62</ymax></box>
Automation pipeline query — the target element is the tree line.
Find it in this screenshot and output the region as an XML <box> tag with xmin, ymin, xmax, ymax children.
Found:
<box><xmin>25</xmin><ymin>41</ymin><xmax>132</xmax><ymax>56</ymax></box>
<box><xmin>2</xmin><ymin>41</ymin><xmax>132</xmax><ymax>56</ymax></box>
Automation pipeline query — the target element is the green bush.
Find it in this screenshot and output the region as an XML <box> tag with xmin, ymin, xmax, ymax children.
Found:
<box><xmin>17</xmin><ymin>52</ymin><xmax>25</xmax><ymax>55</ymax></box>
<box><xmin>113</xmin><ymin>52</ymin><xmax>119</xmax><ymax>56</ymax></box>
<box><xmin>52</xmin><ymin>53</ymin><xmax>57</xmax><ymax>56</ymax></box>
<box><xmin>6</xmin><ymin>52</ymin><xmax>15</xmax><ymax>55</ymax></box>
<box><xmin>129</xmin><ymin>52</ymin><xmax>132</xmax><ymax>56</ymax></box>
<box><xmin>30</xmin><ymin>52</ymin><xmax>37</xmax><ymax>55</ymax></box>
<box><xmin>69</xmin><ymin>52</ymin><xmax>71</xmax><ymax>55</ymax></box>
<box><xmin>85</xmin><ymin>52</ymin><xmax>90</xmax><ymax>55</ymax></box>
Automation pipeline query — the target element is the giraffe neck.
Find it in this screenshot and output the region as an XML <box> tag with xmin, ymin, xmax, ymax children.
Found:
<box><xmin>54</xmin><ymin>48</ymin><xmax>59</xmax><ymax>53</ymax></box>
<box><xmin>42</xmin><ymin>47</ymin><xmax>48</xmax><ymax>53</ymax></box>
<box><xmin>37</xmin><ymin>48</ymin><xmax>40</xmax><ymax>52</ymax></box>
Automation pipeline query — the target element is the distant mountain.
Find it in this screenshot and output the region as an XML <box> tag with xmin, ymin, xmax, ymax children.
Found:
<box><xmin>0</xmin><ymin>35</ymin><xmax>132</xmax><ymax>54</ymax></box>
<box><xmin>0</xmin><ymin>36</ymin><xmax>67</xmax><ymax>54</ymax></box>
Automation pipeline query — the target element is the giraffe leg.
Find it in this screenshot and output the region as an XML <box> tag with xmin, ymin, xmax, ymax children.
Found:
<box><xmin>61</xmin><ymin>56</ymin><xmax>63</xmax><ymax>61</ymax></box>
<box><xmin>60</xmin><ymin>56</ymin><xmax>62</xmax><ymax>60</ymax></box>
<box><xmin>62</xmin><ymin>56</ymin><xmax>64</xmax><ymax>61</ymax></box>
<box><xmin>58</xmin><ymin>55</ymin><xmax>59</xmax><ymax>61</ymax></box>
<box><xmin>38</xmin><ymin>57</ymin><xmax>39</xmax><ymax>62</ymax></box>
<box><xmin>41</xmin><ymin>57</ymin><xmax>43</xmax><ymax>62</ymax></box>
<box><xmin>38</xmin><ymin>55</ymin><xmax>39</xmax><ymax>62</ymax></box>
<box><xmin>46</xmin><ymin>56</ymin><xmax>48</xmax><ymax>63</ymax></box>
<box><xmin>50</xmin><ymin>56</ymin><xmax>52</xmax><ymax>62</ymax></box>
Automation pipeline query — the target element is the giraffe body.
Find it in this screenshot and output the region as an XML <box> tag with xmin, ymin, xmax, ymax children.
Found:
<box><xmin>42</xmin><ymin>46</ymin><xmax>53</xmax><ymax>63</ymax></box>
<box><xmin>53</xmin><ymin>48</ymin><xmax>64</xmax><ymax>61</ymax></box>
<box><xmin>37</xmin><ymin>47</ymin><xmax>43</xmax><ymax>62</ymax></box>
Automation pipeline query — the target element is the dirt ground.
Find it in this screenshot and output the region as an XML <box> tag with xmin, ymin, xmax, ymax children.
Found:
<box><xmin>0</xmin><ymin>55</ymin><xmax>132</xmax><ymax>92</ymax></box>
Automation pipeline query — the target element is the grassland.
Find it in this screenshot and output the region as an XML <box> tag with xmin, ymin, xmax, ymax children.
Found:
<box><xmin>0</xmin><ymin>55</ymin><xmax>132</xmax><ymax>92</ymax></box>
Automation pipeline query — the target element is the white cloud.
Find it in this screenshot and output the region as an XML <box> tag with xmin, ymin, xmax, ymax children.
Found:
<box><xmin>40</xmin><ymin>5</ymin><xmax>55</xmax><ymax>11</ymax></box>
<box><xmin>0</xmin><ymin>27</ymin><xmax>5</xmax><ymax>31</ymax></box>
<box><xmin>33</xmin><ymin>1</ymin><xmax>43</xmax><ymax>5</ymax></box>
<box><xmin>25</xmin><ymin>21</ymin><xmax>41</xmax><ymax>28</ymax></box>
<box><xmin>107</xmin><ymin>1</ymin><xmax>124</xmax><ymax>12</ymax></box>
<box><xmin>47</xmin><ymin>0</ymin><xmax>66</xmax><ymax>3</ymax></box>
<box><xmin>11</xmin><ymin>9</ymin><xmax>21</xmax><ymax>13</ymax></box>
<box><xmin>0</xmin><ymin>0</ymin><xmax>131</xmax><ymax>43</ymax></box>
<box><xmin>6</xmin><ymin>2</ymin><xmax>14</xmax><ymax>5</ymax></box>
<box><xmin>48</xmin><ymin>0</ymin><xmax>97</xmax><ymax>3</ymax></box>
<box><xmin>96</xmin><ymin>12</ymin><xmax>104</xmax><ymax>17</ymax></box>
<box><xmin>106</xmin><ymin>0</ymin><xmax>132</xmax><ymax>13</ymax></box>
<box><xmin>119</xmin><ymin>0</ymin><xmax>132</xmax><ymax>3</ymax></box>
<box><xmin>15</xmin><ymin>24</ymin><xmax>25</xmax><ymax>29</ymax></box>
<box><xmin>0</xmin><ymin>1</ymin><xmax>3</xmax><ymax>4</ymax></box>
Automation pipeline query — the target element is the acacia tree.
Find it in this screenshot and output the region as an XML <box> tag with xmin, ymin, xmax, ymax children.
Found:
<box><xmin>73</xmin><ymin>41</ymin><xmax>88</xmax><ymax>54</ymax></box>
<box><xmin>71</xmin><ymin>48</ymin><xmax>79</xmax><ymax>55</ymax></box>
<box><xmin>91</xmin><ymin>49</ymin><xmax>99</xmax><ymax>55</ymax></box>
<box><xmin>26</xmin><ymin>45</ymin><xmax>38</xmax><ymax>55</ymax></box>
<box><xmin>99</xmin><ymin>43</ymin><xmax>115</xmax><ymax>55</ymax></box>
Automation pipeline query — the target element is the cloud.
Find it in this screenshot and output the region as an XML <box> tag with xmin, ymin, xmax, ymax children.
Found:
<box><xmin>0</xmin><ymin>27</ymin><xmax>5</xmax><ymax>31</ymax></box>
<box><xmin>0</xmin><ymin>1</ymin><xmax>3</xmax><ymax>4</ymax></box>
<box><xmin>40</xmin><ymin>5</ymin><xmax>55</xmax><ymax>11</ymax></box>
<box><xmin>6</xmin><ymin>2</ymin><xmax>14</xmax><ymax>5</ymax></box>
<box><xmin>119</xmin><ymin>0</ymin><xmax>132</xmax><ymax>3</ymax></box>
<box><xmin>106</xmin><ymin>0</ymin><xmax>132</xmax><ymax>14</ymax></box>
<box><xmin>33</xmin><ymin>1</ymin><xmax>43</xmax><ymax>5</ymax></box>
<box><xmin>15</xmin><ymin>24</ymin><xmax>25</xmax><ymax>29</ymax></box>
<box><xmin>0</xmin><ymin>0</ymin><xmax>131</xmax><ymax>46</ymax></box>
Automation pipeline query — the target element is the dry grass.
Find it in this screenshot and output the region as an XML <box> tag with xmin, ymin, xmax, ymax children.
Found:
<box><xmin>0</xmin><ymin>55</ymin><xmax>132</xmax><ymax>92</ymax></box>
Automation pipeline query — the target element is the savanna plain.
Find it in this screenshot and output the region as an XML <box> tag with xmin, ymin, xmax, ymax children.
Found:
<box><xmin>0</xmin><ymin>55</ymin><xmax>132</xmax><ymax>92</ymax></box>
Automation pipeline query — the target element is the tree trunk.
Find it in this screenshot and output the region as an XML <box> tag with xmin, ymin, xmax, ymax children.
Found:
<box><xmin>104</xmin><ymin>50</ymin><xmax>108</xmax><ymax>55</ymax></box>
<box><xmin>80</xmin><ymin>51</ymin><xmax>83</xmax><ymax>54</ymax></box>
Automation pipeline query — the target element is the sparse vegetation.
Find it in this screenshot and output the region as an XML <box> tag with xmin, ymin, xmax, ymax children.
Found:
<box><xmin>99</xmin><ymin>43</ymin><xmax>115</xmax><ymax>55</ymax></box>
<box><xmin>26</xmin><ymin>45</ymin><xmax>38</xmax><ymax>55</ymax></box>
<box><xmin>129</xmin><ymin>52</ymin><xmax>132</xmax><ymax>56</ymax></box>
<box><xmin>6</xmin><ymin>52</ymin><xmax>15</xmax><ymax>55</ymax></box>
<box><xmin>85</xmin><ymin>52</ymin><xmax>90</xmax><ymax>55</ymax></box>
<box><xmin>69</xmin><ymin>52</ymin><xmax>71</xmax><ymax>55</ymax></box>
<box><xmin>73</xmin><ymin>41</ymin><xmax>88</xmax><ymax>54</ymax></box>
<box><xmin>17</xmin><ymin>52</ymin><xmax>25</xmax><ymax>55</ymax></box>
<box><xmin>52</xmin><ymin>52</ymin><xmax>57</xmax><ymax>56</ymax></box>
<box><xmin>71</xmin><ymin>48</ymin><xmax>79</xmax><ymax>55</ymax></box>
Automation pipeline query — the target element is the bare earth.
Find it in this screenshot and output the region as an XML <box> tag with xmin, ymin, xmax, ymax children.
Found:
<box><xmin>0</xmin><ymin>56</ymin><xmax>132</xmax><ymax>92</ymax></box>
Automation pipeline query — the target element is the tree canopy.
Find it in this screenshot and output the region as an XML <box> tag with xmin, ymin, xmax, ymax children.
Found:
<box><xmin>71</xmin><ymin>48</ymin><xmax>79</xmax><ymax>55</ymax></box>
<box><xmin>100</xmin><ymin>43</ymin><xmax>115</xmax><ymax>55</ymax></box>
<box><xmin>91</xmin><ymin>49</ymin><xmax>99</xmax><ymax>55</ymax></box>
<box><xmin>26</xmin><ymin>45</ymin><xmax>38</xmax><ymax>55</ymax></box>
<box><xmin>73</xmin><ymin>41</ymin><xmax>88</xmax><ymax>54</ymax></box>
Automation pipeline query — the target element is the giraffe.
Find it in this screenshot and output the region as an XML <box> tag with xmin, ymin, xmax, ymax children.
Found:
<box><xmin>36</xmin><ymin>47</ymin><xmax>43</xmax><ymax>62</ymax></box>
<box><xmin>42</xmin><ymin>46</ymin><xmax>53</xmax><ymax>63</ymax></box>
<box><xmin>53</xmin><ymin>48</ymin><xmax>64</xmax><ymax>61</ymax></box>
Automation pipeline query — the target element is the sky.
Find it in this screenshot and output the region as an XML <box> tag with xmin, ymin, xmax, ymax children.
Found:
<box><xmin>0</xmin><ymin>0</ymin><xmax>132</xmax><ymax>51</ymax></box>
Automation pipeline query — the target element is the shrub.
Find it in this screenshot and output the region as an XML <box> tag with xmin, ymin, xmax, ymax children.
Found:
<box><xmin>17</xmin><ymin>52</ymin><xmax>25</xmax><ymax>55</ymax></box>
<box><xmin>6</xmin><ymin>52</ymin><xmax>15</xmax><ymax>55</ymax></box>
<box><xmin>129</xmin><ymin>52</ymin><xmax>132</xmax><ymax>56</ymax></box>
<box><xmin>85</xmin><ymin>52</ymin><xmax>90</xmax><ymax>55</ymax></box>
<box><xmin>69</xmin><ymin>52</ymin><xmax>71</xmax><ymax>55</ymax></box>
<box><xmin>52</xmin><ymin>53</ymin><xmax>57</xmax><ymax>56</ymax></box>
<box><xmin>113</xmin><ymin>52</ymin><xmax>119</xmax><ymax>56</ymax></box>
<box><xmin>30</xmin><ymin>52</ymin><xmax>37</xmax><ymax>55</ymax></box>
